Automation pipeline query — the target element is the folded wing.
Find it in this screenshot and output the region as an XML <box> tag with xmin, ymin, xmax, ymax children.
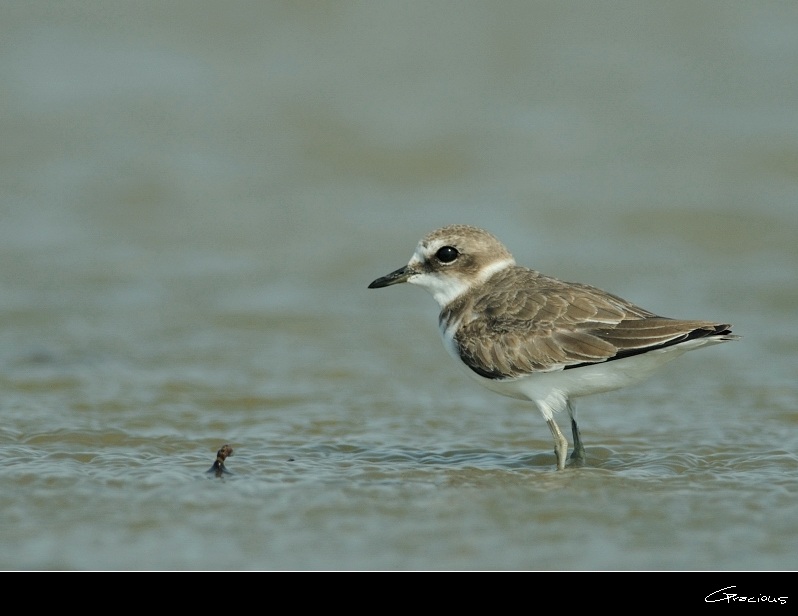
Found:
<box><xmin>451</xmin><ymin>269</ymin><xmax>734</xmax><ymax>379</ymax></box>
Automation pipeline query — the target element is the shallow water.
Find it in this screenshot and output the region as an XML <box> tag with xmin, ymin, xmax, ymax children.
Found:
<box><xmin>1</xmin><ymin>2</ymin><xmax>797</xmax><ymax>571</ymax></box>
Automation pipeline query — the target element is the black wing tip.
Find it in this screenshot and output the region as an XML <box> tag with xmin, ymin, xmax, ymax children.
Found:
<box><xmin>709</xmin><ymin>324</ymin><xmax>740</xmax><ymax>340</ymax></box>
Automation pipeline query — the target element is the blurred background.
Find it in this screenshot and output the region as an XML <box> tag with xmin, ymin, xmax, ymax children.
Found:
<box><xmin>1</xmin><ymin>1</ymin><xmax>796</xmax><ymax>571</ymax></box>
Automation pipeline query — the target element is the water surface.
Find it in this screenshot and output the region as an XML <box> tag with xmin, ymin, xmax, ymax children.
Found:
<box><xmin>1</xmin><ymin>1</ymin><xmax>797</xmax><ymax>571</ymax></box>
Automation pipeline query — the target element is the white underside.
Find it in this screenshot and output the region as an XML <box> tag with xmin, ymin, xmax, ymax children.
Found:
<box><xmin>442</xmin><ymin>334</ymin><xmax>728</xmax><ymax>422</ymax></box>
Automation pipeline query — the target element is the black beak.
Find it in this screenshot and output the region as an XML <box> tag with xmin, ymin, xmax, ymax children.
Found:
<box><xmin>368</xmin><ymin>266</ymin><xmax>413</xmax><ymax>288</ymax></box>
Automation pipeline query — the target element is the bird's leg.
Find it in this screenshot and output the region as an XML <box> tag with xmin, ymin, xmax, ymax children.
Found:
<box><xmin>570</xmin><ymin>418</ymin><xmax>586</xmax><ymax>465</ymax></box>
<box><xmin>567</xmin><ymin>400</ymin><xmax>586</xmax><ymax>465</ymax></box>
<box><xmin>546</xmin><ymin>418</ymin><xmax>568</xmax><ymax>470</ymax></box>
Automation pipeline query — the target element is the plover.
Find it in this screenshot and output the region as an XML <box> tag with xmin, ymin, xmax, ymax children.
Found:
<box><xmin>368</xmin><ymin>224</ymin><xmax>739</xmax><ymax>470</ymax></box>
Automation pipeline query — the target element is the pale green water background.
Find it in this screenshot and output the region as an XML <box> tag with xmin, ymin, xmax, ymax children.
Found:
<box><xmin>1</xmin><ymin>2</ymin><xmax>797</xmax><ymax>571</ymax></box>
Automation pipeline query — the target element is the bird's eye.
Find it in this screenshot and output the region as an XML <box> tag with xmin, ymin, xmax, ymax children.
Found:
<box><xmin>435</xmin><ymin>246</ymin><xmax>459</xmax><ymax>263</ymax></box>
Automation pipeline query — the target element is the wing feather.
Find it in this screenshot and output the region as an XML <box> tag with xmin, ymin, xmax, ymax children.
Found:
<box><xmin>448</xmin><ymin>267</ymin><xmax>732</xmax><ymax>379</ymax></box>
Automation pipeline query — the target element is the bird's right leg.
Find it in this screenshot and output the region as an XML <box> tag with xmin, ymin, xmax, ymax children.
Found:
<box><xmin>546</xmin><ymin>418</ymin><xmax>568</xmax><ymax>470</ymax></box>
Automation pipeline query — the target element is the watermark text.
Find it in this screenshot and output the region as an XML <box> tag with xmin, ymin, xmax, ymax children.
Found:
<box><xmin>706</xmin><ymin>586</ymin><xmax>787</xmax><ymax>605</ymax></box>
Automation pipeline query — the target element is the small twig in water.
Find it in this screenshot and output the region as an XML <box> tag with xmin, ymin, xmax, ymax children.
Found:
<box><xmin>207</xmin><ymin>444</ymin><xmax>234</xmax><ymax>477</ymax></box>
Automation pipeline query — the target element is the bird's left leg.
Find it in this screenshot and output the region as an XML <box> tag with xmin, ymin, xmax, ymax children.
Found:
<box><xmin>567</xmin><ymin>400</ymin><xmax>586</xmax><ymax>465</ymax></box>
